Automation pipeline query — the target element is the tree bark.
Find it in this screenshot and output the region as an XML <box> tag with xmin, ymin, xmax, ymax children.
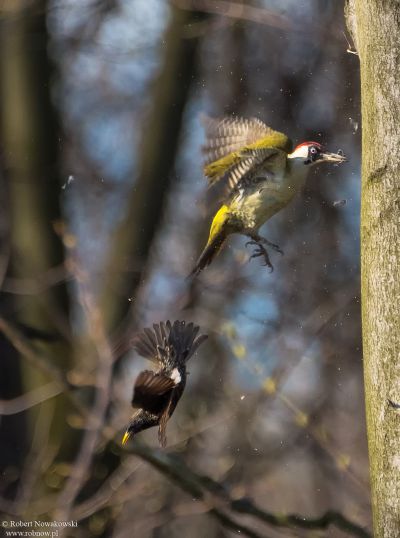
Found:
<box><xmin>346</xmin><ymin>1</ymin><xmax>400</xmax><ymax>536</ymax></box>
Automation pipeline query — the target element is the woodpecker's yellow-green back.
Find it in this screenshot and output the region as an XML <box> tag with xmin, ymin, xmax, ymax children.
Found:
<box><xmin>202</xmin><ymin>116</ymin><xmax>292</xmax><ymax>192</ymax></box>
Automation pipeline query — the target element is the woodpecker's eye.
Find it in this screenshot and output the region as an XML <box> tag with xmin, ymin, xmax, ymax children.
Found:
<box><xmin>307</xmin><ymin>145</ymin><xmax>322</xmax><ymax>164</ymax></box>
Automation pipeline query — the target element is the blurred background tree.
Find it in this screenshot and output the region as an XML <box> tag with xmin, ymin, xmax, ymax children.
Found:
<box><xmin>0</xmin><ymin>1</ymin><xmax>374</xmax><ymax>537</ymax></box>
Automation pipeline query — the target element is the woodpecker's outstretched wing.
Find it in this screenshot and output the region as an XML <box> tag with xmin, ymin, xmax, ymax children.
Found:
<box><xmin>202</xmin><ymin>116</ymin><xmax>292</xmax><ymax>191</ymax></box>
<box><xmin>203</xmin><ymin>116</ymin><xmax>274</xmax><ymax>164</ymax></box>
<box><xmin>131</xmin><ymin>320</ymin><xmax>207</xmax><ymax>365</ymax></box>
<box><xmin>225</xmin><ymin>147</ymin><xmax>288</xmax><ymax>194</ymax></box>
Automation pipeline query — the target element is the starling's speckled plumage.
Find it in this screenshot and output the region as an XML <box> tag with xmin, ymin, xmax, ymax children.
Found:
<box><xmin>122</xmin><ymin>320</ymin><xmax>207</xmax><ymax>447</ymax></box>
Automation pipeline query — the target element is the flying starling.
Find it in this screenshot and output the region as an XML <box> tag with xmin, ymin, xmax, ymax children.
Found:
<box><xmin>122</xmin><ymin>320</ymin><xmax>207</xmax><ymax>447</ymax></box>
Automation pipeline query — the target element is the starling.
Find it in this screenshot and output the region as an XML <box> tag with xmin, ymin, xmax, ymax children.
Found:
<box><xmin>122</xmin><ymin>320</ymin><xmax>207</xmax><ymax>447</ymax></box>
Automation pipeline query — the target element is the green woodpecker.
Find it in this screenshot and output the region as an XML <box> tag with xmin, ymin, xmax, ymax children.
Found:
<box><xmin>190</xmin><ymin>116</ymin><xmax>346</xmax><ymax>275</ymax></box>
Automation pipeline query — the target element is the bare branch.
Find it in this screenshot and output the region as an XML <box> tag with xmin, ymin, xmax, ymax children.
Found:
<box><xmin>127</xmin><ymin>443</ymin><xmax>371</xmax><ymax>538</ymax></box>
<box><xmin>0</xmin><ymin>381</ymin><xmax>61</xmax><ymax>415</ymax></box>
<box><xmin>54</xmin><ymin>260</ymin><xmax>114</xmax><ymax>530</ymax></box>
<box><xmin>173</xmin><ymin>0</ymin><xmax>295</xmax><ymax>31</ymax></box>
<box><xmin>0</xmin><ymin>317</ymin><xmax>69</xmax><ymax>387</ymax></box>
<box><xmin>0</xmin><ymin>316</ymin><xmax>88</xmax><ymax>419</ymax></box>
<box><xmin>231</xmin><ymin>498</ymin><xmax>371</xmax><ymax>538</ymax></box>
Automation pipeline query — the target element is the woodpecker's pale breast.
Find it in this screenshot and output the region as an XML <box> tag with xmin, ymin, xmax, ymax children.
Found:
<box><xmin>229</xmin><ymin>156</ymin><xmax>309</xmax><ymax>230</ymax></box>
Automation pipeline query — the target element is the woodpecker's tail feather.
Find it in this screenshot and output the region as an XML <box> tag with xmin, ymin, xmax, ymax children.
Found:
<box><xmin>189</xmin><ymin>204</ymin><xmax>231</xmax><ymax>277</ymax></box>
<box><xmin>190</xmin><ymin>232</ymin><xmax>227</xmax><ymax>277</ymax></box>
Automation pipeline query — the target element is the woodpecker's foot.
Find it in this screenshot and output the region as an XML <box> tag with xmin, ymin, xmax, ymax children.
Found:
<box><xmin>246</xmin><ymin>241</ymin><xmax>274</xmax><ymax>272</ymax></box>
<box><xmin>245</xmin><ymin>233</ymin><xmax>283</xmax><ymax>255</ymax></box>
<box><xmin>258</xmin><ymin>237</ymin><xmax>283</xmax><ymax>255</ymax></box>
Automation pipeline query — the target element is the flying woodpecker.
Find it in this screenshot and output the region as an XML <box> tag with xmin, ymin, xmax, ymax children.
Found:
<box><xmin>190</xmin><ymin>116</ymin><xmax>346</xmax><ymax>275</ymax></box>
<box><xmin>122</xmin><ymin>320</ymin><xmax>207</xmax><ymax>447</ymax></box>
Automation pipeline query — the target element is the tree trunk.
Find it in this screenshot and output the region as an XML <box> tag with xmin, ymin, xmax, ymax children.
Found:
<box><xmin>346</xmin><ymin>1</ymin><xmax>400</xmax><ymax>536</ymax></box>
<box><xmin>0</xmin><ymin>0</ymin><xmax>73</xmax><ymax>480</ymax></box>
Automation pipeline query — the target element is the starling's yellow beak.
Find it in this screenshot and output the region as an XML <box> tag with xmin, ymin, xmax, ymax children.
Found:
<box><xmin>122</xmin><ymin>431</ymin><xmax>131</xmax><ymax>446</ymax></box>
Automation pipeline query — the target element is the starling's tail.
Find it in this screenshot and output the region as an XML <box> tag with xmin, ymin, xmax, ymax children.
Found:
<box><xmin>131</xmin><ymin>320</ymin><xmax>208</xmax><ymax>363</ymax></box>
<box><xmin>189</xmin><ymin>205</ymin><xmax>230</xmax><ymax>277</ymax></box>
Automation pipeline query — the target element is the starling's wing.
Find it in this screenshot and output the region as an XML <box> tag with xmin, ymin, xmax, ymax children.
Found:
<box><xmin>202</xmin><ymin>116</ymin><xmax>292</xmax><ymax>191</ymax></box>
<box><xmin>131</xmin><ymin>370</ymin><xmax>175</xmax><ymax>410</ymax></box>
<box><xmin>131</xmin><ymin>328</ymin><xmax>160</xmax><ymax>364</ymax></box>
<box><xmin>131</xmin><ymin>323</ymin><xmax>175</xmax><ymax>364</ymax></box>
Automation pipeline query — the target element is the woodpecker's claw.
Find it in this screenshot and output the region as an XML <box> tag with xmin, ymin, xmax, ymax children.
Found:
<box><xmin>245</xmin><ymin>239</ymin><xmax>283</xmax><ymax>255</ymax></box>
<box><xmin>268</xmin><ymin>242</ymin><xmax>283</xmax><ymax>255</ymax></box>
<box><xmin>260</xmin><ymin>238</ymin><xmax>283</xmax><ymax>255</ymax></box>
<box><xmin>247</xmin><ymin>243</ymin><xmax>274</xmax><ymax>272</ymax></box>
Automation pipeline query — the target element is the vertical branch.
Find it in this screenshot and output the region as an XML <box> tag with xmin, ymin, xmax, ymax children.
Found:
<box><xmin>0</xmin><ymin>0</ymin><xmax>72</xmax><ymax>501</ymax></box>
<box><xmin>0</xmin><ymin>0</ymin><xmax>69</xmax><ymax>325</ymax></box>
<box><xmin>99</xmin><ymin>5</ymin><xmax>206</xmax><ymax>335</ymax></box>
<box><xmin>55</xmin><ymin>259</ymin><xmax>113</xmax><ymax>528</ymax></box>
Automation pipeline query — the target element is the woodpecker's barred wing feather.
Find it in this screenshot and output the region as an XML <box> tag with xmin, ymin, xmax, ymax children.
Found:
<box><xmin>203</xmin><ymin>116</ymin><xmax>275</xmax><ymax>165</ymax></box>
<box><xmin>226</xmin><ymin>147</ymin><xmax>285</xmax><ymax>193</ymax></box>
<box><xmin>131</xmin><ymin>320</ymin><xmax>207</xmax><ymax>364</ymax></box>
<box><xmin>131</xmin><ymin>370</ymin><xmax>176</xmax><ymax>409</ymax></box>
<box><xmin>202</xmin><ymin>116</ymin><xmax>292</xmax><ymax>192</ymax></box>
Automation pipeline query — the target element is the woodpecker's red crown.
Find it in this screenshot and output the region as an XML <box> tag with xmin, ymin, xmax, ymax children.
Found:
<box><xmin>294</xmin><ymin>141</ymin><xmax>323</xmax><ymax>152</ymax></box>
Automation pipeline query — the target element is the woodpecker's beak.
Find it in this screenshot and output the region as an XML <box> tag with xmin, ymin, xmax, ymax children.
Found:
<box><xmin>320</xmin><ymin>150</ymin><xmax>347</xmax><ymax>164</ymax></box>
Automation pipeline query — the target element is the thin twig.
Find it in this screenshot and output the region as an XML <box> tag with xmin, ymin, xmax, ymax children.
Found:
<box><xmin>54</xmin><ymin>265</ymin><xmax>114</xmax><ymax>531</ymax></box>
<box><xmin>2</xmin><ymin>264</ymin><xmax>70</xmax><ymax>295</ymax></box>
<box><xmin>173</xmin><ymin>0</ymin><xmax>295</xmax><ymax>31</ymax></box>
<box><xmin>13</xmin><ymin>404</ymin><xmax>55</xmax><ymax>515</ymax></box>
<box><xmin>72</xmin><ymin>456</ymin><xmax>142</xmax><ymax>521</ymax></box>
<box><xmin>0</xmin><ymin>316</ymin><xmax>88</xmax><ymax>419</ymax></box>
<box><xmin>0</xmin><ymin>381</ymin><xmax>61</xmax><ymax>415</ymax></box>
<box><xmin>0</xmin><ymin>317</ymin><xmax>68</xmax><ymax>386</ymax></box>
